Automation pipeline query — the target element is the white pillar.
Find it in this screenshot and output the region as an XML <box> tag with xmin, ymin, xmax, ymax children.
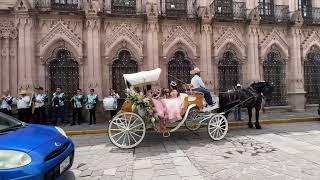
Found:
<box><xmin>4</xmin><ymin>38</ymin><xmax>10</xmax><ymax>91</ymax></box>
<box><xmin>246</xmin><ymin>24</ymin><xmax>260</xmax><ymax>84</ymax></box>
<box><xmin>288</xmin><ymin>25</ymin><xmax>305</xmax><ymax>112</ymax></box>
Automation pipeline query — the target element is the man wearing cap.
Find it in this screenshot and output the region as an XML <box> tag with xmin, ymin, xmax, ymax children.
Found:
<box><xmin>33</xmin><ymin>87</ymin><xmax>48</xmax><ymax>124</ymax></box>
<box><xmin>0</xmin><ymin>90</ymin><xmax>14</xmax><ymax>116</ymax></box>
<box><xmin>16</xmin><ymin>90</ymin><xmax>31</xmax><ymax>123</ymax></box>
<box><xmin>234</xmin><ymin>84</ymin><xmax>242</xmax><ymax>121</ymax></box>
<box><xmin>190</xmin><ymin>67</ymin><xmax>213</xmax><ymax>106</ymax></box>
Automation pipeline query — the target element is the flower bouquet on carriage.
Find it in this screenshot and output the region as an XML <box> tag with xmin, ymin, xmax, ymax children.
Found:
<box><xmin>107</xmin><ymin>68</ymin><xmax>228</xmax><ymax>149</ymax></box>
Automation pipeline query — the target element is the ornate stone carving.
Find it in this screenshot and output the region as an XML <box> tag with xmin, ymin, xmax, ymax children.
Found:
<box><xmin>0</xmin><ymin>20</ymin><xmax>18</xmax><ymax>39</ymax></box>
<box><xmin>14</xmin><ymin>0</ymin><xmax>30</xmax><ymax>12</ymax></box>
<box><xmin>248</xmin><ymin>8</ymin><xmax>260</xmax><ymax>25</ymax></box>
<box><xmin>85</xmin><ymin>0</ymin><xmax>101</xmax><ymax>16</ymax></box>
<box><xmin>38</xmin><ymin>21</ymin><xmax>82</xmax><ymax>48</ymax></box>
<box><xmin>214</xmin><ymin>28</ymin><xmax>246</xmax><ymax>52</ymax></box>
<box><xmin>104</xmin><ymin>23</ymin><xmax>143</xmax><ymax>49</ymax></box>
<box><xmin>291</xmin><ymin>10</ymin><xmax>303</xmax><ymax>26</ymax></box>
<box><xmin>162</xmin><ymin>25</ymin><xmax>197</xmax><ymax>50</ymax></box>
<box><xmin>146</xmin><ymin>2</ymin><xmax>158</xmax><ymax>17</ymax></box>
<box><xmin>301</xmin><ymin>31</ymin><xmax>320</xmax><ymax>58</ymax></box>
<box><xmin>259</xmin><ymin>29</ymin><xmax>288</xmax><ymax>55</ymax></box>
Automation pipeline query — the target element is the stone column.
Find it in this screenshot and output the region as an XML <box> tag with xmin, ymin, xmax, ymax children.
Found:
<box><xmin>86</xmin><ymin>18</ymin><xmax>102</xmax><ymax>97</ymax></box>
<box><xmin>200</xmin><ymin>6</ymin><xmax>213</xmax><ymax>90</ymax></box>
<box><xmin>288</xmin><ymin>22</ymin><xmax>305</xmax><ymax>112</ymax></box>
<box><xmin>246</xmin><ymin>9</ymin><xmax>261</xmax><ymax>85</ymax></box>
<box><xmin>4</xmin><ymin>38</ymin><xmax>10</xmax><ymax>91</ymax></box>
<box><xmin>16</xmin><ymin>17</ymin><xmax>27</xmax><ymax>90</ymax></box>
<box><xmin>24</xmin><ymin>18</ymin><xmax>34</xmax><ymax>89</ymax></box>
<box><xmin>146</xmin><ymin>2</ymin><xmax>159</xmax><ymax>70</ymax></box>
<box><xmin>0</xmin><ymin>38</ymin><xmax>2</xmax><ymax>93</ymax></box>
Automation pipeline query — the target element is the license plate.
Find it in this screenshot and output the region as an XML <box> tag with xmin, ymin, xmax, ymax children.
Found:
<box><xmin>60</xmin><ymin>156</ymin><xmax>70</xmax><ymax>174</ymax></box>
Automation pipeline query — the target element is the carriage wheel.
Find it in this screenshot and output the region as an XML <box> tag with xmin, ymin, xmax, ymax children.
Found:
<box><xmin>185</xmin><ymin>107</ymin><xmax>202</xmax><ymax>131</ymax></box>
<box><xmin>108</xmin><ymin>112</ymin><xmax>146</xmax><ymax>149</ymax></box>
<box><xmin>207</xmin><ymin>114</ymin><xmax>228</xmax><ymax>141</ymax></box>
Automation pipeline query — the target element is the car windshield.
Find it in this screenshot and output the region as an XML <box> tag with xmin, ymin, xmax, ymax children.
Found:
<box><xmin>0</xmin><ymin>113</ymin><xmax>24</xmax><ymax>133</ymax></box>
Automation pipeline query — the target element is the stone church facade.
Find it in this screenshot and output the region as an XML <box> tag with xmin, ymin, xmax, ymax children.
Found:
<box><xmin>0</xmin><ymin>0</ymin><xmax>320</xmax><ymax>113</ymax></box>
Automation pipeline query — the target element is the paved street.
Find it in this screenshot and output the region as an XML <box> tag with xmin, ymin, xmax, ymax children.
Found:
<box><xmin>62</xmin><ymin>121</ymin><xmax>320</xmax><ymax>180</ymax></box>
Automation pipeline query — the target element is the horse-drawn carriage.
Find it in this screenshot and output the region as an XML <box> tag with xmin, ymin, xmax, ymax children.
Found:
<box><xmin>105</xmin><ymin>68</ymin><xmax>228</xmax><ymax>149</ymax></box>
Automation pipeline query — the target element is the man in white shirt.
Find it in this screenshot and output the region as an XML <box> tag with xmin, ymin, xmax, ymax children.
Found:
<box><xmin>33</xmin><ymin>87</ymin><xmax>48</xmax><ymax>124</ymax></box>
<box><xmin>190</xmin><ymin>67</ymin><xmax>213</xmax><ymax>106</ymax></box>
<box><xmin>17</xmin><ymin>90</ymin><xmax>31</xmax><ymax>123</ymax></box>
<box><xmin>0</xmin><ymin>90</ymin><xmax>13</xmax><ymax>116</ymax></box>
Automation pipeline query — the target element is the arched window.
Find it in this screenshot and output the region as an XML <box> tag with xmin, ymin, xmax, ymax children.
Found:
<box><xmin>112</xmin><ymin>50</ymin><xmax>138</xmax><ymax>97</ymax></box>
<box><xmin>218</xmin><ymin>50</ymin><xmax>241</xmax><ymax>92</ymax></box>
<box><xmin>304</xmin><ymin>49</ymin><xmax>320</xmax><ymax>104</ymax></box>
<box><xmin>49</xmin><ymin>49</ymin><xmax>79</xmax><ymax>101</ymax></box>
<box><xmin>164</xmin><ymin>0</ymin><xmax>187</xmax><ymax>17</ymax></box>
<box><xmin>168</xmin><ymin>51</ymin><xmax>193</xmax><ymax>91</ymax></box>
<box><xmin>263</xmin><ymin>51</ymin><xmax>288</xmax><ymax>106</ymax></box>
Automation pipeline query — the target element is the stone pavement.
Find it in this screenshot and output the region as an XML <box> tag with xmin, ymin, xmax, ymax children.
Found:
<box><xmin>60</xmin><ymin>111</ymin><xmax>319</xmax><ymax>132</ymax></box>
<box><xmin>62</xmin><ymin>121</ymin><xmax>320</xmax><ymax>180</ymax></box>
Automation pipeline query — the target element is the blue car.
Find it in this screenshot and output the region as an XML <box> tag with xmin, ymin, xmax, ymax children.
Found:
<box><xmin>0</xmin><ymin>112</ymin><xmax>74</xmax><ymax>180</ymax></box>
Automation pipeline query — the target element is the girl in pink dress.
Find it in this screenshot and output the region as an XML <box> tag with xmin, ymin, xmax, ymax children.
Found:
<box><xmin>161</xmin><ymin>81</ymin><xmax>184</xmax><ymax>123</ymax></box>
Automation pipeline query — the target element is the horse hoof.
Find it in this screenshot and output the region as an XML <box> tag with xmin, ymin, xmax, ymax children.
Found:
<box><xmin>248</xmin><ymin>123</ymin><xmax>254</xmax><ymax>128</ymax></box>
<box><xmin>255</xmin><ymin>123</ymin><xmax>262</xmax><ymax>129</ymax></box>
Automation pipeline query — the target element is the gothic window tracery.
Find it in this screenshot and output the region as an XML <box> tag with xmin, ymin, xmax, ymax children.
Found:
<box><xmin>112</xmin><ymin>50</ymin><xmax>138</xmax><ymax>97</ymax></box>
<box><xmin>168</xmin><ymin>51</ymin><xmax>193</xmax><ymax>91</ymax></box>
<box><xmin>304</xmin><ymin>47</ymin><xmax>320</xmax><ymax>104</ymax></box>
<box><xmin>218</xmin><ymin>50</ymin><xmax>241</xmax><ymax>92</ymax></box>
<box><xmin>263</xmin><ymin>50</ymin><xmax>288</xmax><ymax>106</ymax></box>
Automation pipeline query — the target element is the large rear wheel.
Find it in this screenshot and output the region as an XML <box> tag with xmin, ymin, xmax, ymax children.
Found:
<box><xmin>207</xmin><ymin>114</ymin><xmax>228</xmax><ymax>141</ymax></box>
<box><xmin>108</xmin><ymin>112</ymin><xmax>146</xmax><ymax>149</ymax></box>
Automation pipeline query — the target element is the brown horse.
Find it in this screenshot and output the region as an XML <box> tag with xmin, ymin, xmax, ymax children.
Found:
<box><xmin>218</xmin><ymin>81</ymin><xmax>273</xmax><ymax>129</ymax></box>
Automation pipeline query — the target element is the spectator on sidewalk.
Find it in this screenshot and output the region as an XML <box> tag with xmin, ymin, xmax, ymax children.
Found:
<box><xmin>33</xmin><ymin>87</ymin><xmax>48</xmax><ymax>124</ymax></box>
<box><xmin>109</xmin><ymin>89</ymin><xmax>119</xmax><ymax>118</ymax></box>
<box><xmin>71</xmin><ymin>89</ymin><xmax>84</xmax><ymax>126</ymax></box>
<box><xmin>0</xmin><ymin>90</ymin><xmax>14</xmax><ymax>116</ymax></box>
<box><xmin>86</xmin><ymin>89</ymin><xmax>98</xmax><ymax>125</ymax></box>
<box><xmin>16</xmin><ymin>90</ymin><xmax>31</xmax><ymax>123</ymax></box>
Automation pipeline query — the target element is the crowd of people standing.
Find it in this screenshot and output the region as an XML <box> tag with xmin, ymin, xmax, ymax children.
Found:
<box><xmin>0</xmin><ymin>87</ymin><xmax>101</xmax><ymax>126</ymax></box>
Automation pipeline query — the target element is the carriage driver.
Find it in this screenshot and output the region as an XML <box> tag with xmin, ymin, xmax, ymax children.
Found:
<box><xmin>190</xmin><ymin>67</ymin><xmax>214</xmax><ymax>107</ymax></box>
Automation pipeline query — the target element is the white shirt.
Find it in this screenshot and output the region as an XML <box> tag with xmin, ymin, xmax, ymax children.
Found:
<box><xmin>0</xmin><ymin>96</ymin><xmax>12</xmax><ymax>110</ymax></box>
<box><xmin>17</xmin><ymin>96</ymin><xmax>30</xmax><ymax>109</ymax></box>
<box><xmin>191</xmin><ymin>75</ymin><xmax>206</xmax><ymax>89</ymax></box>
<box><xmin>34</xmin><ymin>94</ymin><xmax>47</xmax><ymax>108</ymax></box>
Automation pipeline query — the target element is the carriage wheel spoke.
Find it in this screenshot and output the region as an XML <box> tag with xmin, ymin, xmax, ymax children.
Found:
<box><xmin>129</xmin><ymin>131</ymin><xmax>138</xmax><ymax>143</ymax></box>
<box><xmin>130</xmin><ymin>123</ymin><xmax>144</xmax><ymax>130</ymax></box>
<box><xmin>115</xmin><ymin>132</ymin><xmax>126</xmax><ymax>144</ymax></box>
<box><xmin>111</xmin><ymin>130</ymin><xmax>124</xmax><ymax>138</ymax></box>
<box><xmin>131</xmin><ymin>131</ymin><xmax>142</xmax><ymax>138</ymax></box>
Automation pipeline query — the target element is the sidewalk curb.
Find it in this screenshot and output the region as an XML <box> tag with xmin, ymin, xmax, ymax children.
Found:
<box><xmin>65</xmin><ymin>117</ymin><xmax>320</xmax><ymax>136</ymax></box>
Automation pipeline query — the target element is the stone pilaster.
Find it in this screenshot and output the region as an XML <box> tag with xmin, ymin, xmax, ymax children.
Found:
<box><xmin>200</xmin><ymin>6</ymin><xmax>213</xmax><ymax>90</ymax></box>
<box><xmin>146</xmin><ymin>2</ymin><xmax>159</xmax><ymax>70</ymax></box>
<box><xmin>246</xmin><ymin>8</ymin><xmax>261</xmax><ymax>85</ymax></box>
<box><xmin>288</xmin><ymin>11</ymin><xmax>305</xmax><ymax>112</ymax></box>
<box><xmin>86</xmin><ymin>1</ymin><xmax>102</xmax><ymax>97</ymax></box>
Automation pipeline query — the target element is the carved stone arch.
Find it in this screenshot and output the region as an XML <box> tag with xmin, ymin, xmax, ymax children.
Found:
<box><xmin>260</xmin><ymin>30</ymin><xmax>289</xmax><ymax>60</ymax></box>
<box><xmin>214</xmin><ymin>42</ymin><xmax>246</xmax><ymax>65</ymax></box>
<box><xmin>260</xmin><ymin>43</ymin><xmax>288</xmax><ymax>64</ymax></box>
<box><xmin>40</xmin><ymin>39</ymin><xmax>83</xmax><ymax>65</ymax></box>
<box><xmin>38</xmin><ymin>21</ymin><xmax>83</xmax><ymax>59</ymax></box>
<box><xmin>302</xmin><ymin>33</ymin><xmax>320</xmax><ymax>59</ymax></box>
<box><xmin>105</xmin><ymin>38</ymin><xmax>143</xmax><ymax>65</ymax></box>
<box><xmin>164</xmin><ymin>40</ymin><xmax>197</xmax><ymax>63</ymax></box>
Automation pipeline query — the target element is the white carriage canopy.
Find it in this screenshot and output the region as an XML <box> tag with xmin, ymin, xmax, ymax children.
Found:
<box><xmin>123</xmin><ymin>68</ymin><xmax>162</xmax><ymax>87</ymax></box>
